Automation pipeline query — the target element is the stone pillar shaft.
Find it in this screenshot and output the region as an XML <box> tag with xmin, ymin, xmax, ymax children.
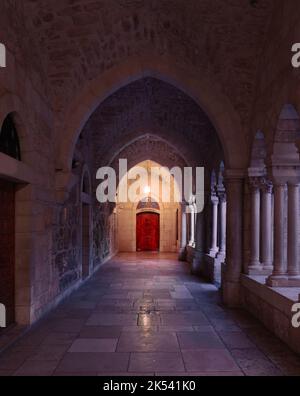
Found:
<box><xmin>179</xmin><ymin>203</ymin><xmax>187</xmax><ymax>261</ymax></box>
<box><xmin>248</xmin><ymin>181</ymin><xmax>261</xmax><ymax>270</ymax></box>
<box><xmin>266</xmin><ymin>183</ymin><xmax>287</xmax><ymax>286</ymax></box>
<box><xmin>261</xmin><ymin>182</ymin><xmax>273</xmax><ymax>270</ymax></box>
<box><xmin>189</xmin><ymin>205</ymin><xmax>196</xmax><ymax>247</ymax></box>
<box><xmin>209</xmin><ymin>196</ymin><xmax>219</xmax><ymax>257</ymax></box>
<box><xmin>180</xmin><ymin>206</ymin><xmax>187</xmax><ymax>248</ymax></box>
<box><xmin>217</xmin><ymin>197</ymin><xmax>227</xmax><ymax>258</ymax></box>
<box><xmin>288</xmin><ymin>183</ymin><xmax>300</xmax><ymax>278</ymax></box>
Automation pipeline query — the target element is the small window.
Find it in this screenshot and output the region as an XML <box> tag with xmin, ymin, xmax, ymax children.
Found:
<box><xmin>0</xmin><ymin>114</ymin><xmax>21</xmax><ymax>160</ymax></box>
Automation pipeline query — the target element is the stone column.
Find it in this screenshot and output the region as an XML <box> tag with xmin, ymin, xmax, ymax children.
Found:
<box><xmin>217</xmin><ymin>192</ymin><xmax>226</xmax><ymax>260</ymax></box>
<box><xmin>222</xmin><ymin>172</ymin><xmax>244</xmax><ymax>307</ymax></box>
<box><xmin>261</xmin><ymin>179</ymin><xmax>273</xmax><ymax>271</ymax></box>
<box><xmin>266</xmin><ymin>183</ymin><xmax>287</xmax><ymax>286</ymax></box>
<box><xmin>287</xmin><ymin>183</ymin><xmax>300</xmax><ymax>280</ymax></box>
<box><xmin>179</xmin><ymin>202</ymin><xmax>187</xmax><ymax>261</ymax></box>
<box><xmin>192</xmin><ymin>210</ymin><xmax>205</xmax><ymax>274</ymax></box>
<box><xmin>209</xmin><ymin>195</ymin><xmax>219</xmax><ymax>257</ymax></box>
<box><xmin>248</xmin><ymin>178</ymin><xmax>261</xmax><ymax>271</ymax></box>
<box><xmin>189</xmin><ymin>204</ymin><xmax>196</xmax><ymax>248</ymax></box>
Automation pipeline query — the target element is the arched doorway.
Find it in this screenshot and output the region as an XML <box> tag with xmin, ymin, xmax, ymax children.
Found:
<box><xmin>136</xmin><ymin>212</ymin><xmax>160</xmax><ymax>252</ymax></box>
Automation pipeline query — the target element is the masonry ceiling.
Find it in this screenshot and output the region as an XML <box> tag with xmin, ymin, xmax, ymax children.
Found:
<box><xmin>78</xmin><ymin>77</ymin><xmax>223</xmax><ymax>169</ymax></box>
<box><xmin>20</xmin><ymin>0</ymin><xmax>274</xmax><ymax>123</ymax></box>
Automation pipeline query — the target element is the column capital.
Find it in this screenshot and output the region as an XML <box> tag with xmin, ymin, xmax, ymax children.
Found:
<box><xmin>273</xmin><ymin>181</ymin><xmax>287</xmax><ymax>188</ymax></box>
<box><xmin>248</xmin><ymin>176</ymin><xmax>263</xmax><ymax>191</ymax></box>
<box><xmin>217</xmin><ymin>191</ymin><xmax>227</xmax><ymax>203</ymax></box>
<box><xmin>260</xmin><ymin>177</ymin><xmax>273</xmax><ymax>194</ymax></box>
<box><xmin>211</xmin><ymin>194</ymin><xmax>219</xmax><ymax>205</ymax></box>
<box><xmin>287</xmin><ymin>181</ymin><xmax>300</xmax><ymax>187</ymax></box>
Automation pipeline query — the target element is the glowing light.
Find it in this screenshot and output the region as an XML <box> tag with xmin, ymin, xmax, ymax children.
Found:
<box><xmin>143</xmin><ymin>185</ymin><xmax>151</xmax><ymax>195</ymax></box>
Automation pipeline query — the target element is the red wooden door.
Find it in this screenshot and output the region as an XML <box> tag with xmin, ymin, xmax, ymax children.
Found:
<box><xmin>0</xmin><ymin>180</ymin><xmax>15</xmax><ymax>328</ymax></box>
<box><xmin>136</xmin><ymin>212</ymin><xmax>159</xmax><ymax>251</ymax></box>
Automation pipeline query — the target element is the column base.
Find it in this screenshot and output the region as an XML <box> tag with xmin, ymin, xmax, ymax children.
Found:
<box><xmin>216</xmin><ymin>251</ymin><xmax>226</xmax><ymax>261</ymax></box>
<box><xmin>262</xmin><ymin>264</ymin><xmax>274</xmax><ymax>271</ymax></box>
<box><xmin>246</xmin><ymin>265</ymin><xmax>272</xmax><ymax>276</ymax></box>
<box><xmin>266</xmin><ymin>275</ymin><xmax>300</xmax><ymax>287</ymax></box>
<box><xmin>246</xmin><ymin>260</ymin><xmax>261</xmax><ymax>275</ymax></box>
<box><xmin>209</xmin><ymin>248</ymin><xmax>219</xmax><ymax>258</ymax></box>
<box><xmin>288</xmin><ymin>276</ymin><xmax>300</xmax><ymax>286</ymax></box>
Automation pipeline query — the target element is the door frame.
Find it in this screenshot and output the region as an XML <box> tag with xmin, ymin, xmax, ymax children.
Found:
<box><xmin>136</xmin><ymin>211</ymin><xmax>160</xmax><ymax>252</ymax></box>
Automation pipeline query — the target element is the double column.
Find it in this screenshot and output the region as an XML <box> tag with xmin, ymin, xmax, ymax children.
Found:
<box><xmin>209</xmin><ymin>194</ymin><xmax>219</xmax><ymax>257</ymax></box>
<box><xmin>208</xmin><ymin>191</ymin><xmax>227</xmax><ymax>258</ymax></box>
<box><xmin>188</xmin><ymin>200</ymin><xmax>196</xmax><ymax>248</ymax></box>
<box><xmin>248</xmin><ymin>177</ymin><xmax>273</xmax><ymax>274</ymax></box>
<box><xmin>216</xmin><ymin>192</ymin><xmax>227</xmax><ymax>260</ymax></box>
<box><xmin>267</xmin><ymin>181</ymin><xmax>300</xmax><ymax>286</ymax></box>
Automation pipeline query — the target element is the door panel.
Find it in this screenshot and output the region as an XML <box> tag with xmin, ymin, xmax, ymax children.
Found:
<box><xmin>0</xmin><ymin>180</ymin><xmax>15</xmax><ymax>327</ymax></box>
<box><xmin>136</xmin><ymin>212</ymin><xmax>159</xmax><ymax>251</ymax></box>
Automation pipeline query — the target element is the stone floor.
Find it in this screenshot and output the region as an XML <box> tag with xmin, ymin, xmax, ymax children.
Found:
<box><xmin>0</xmin><ymin>252</ymin><xmax>300</xmax><ymax>376</ymax></box>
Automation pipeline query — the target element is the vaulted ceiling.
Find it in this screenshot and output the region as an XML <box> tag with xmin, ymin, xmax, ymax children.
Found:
<box><xmin>75</xmin><ymin>77</ymin><xmax>223</xmax><ymax>171</ymax></box>
<box><xmin>18</xmin><ymin>0</ymin><xmax>274</xmax><ymax>124</ymax></box>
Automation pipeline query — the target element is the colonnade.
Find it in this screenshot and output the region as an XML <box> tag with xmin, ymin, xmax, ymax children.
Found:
<box><xmin>179</xmin><ymin>163</ymin><xmax>300</xmax><ymax>306</ymax></box>
<box><xmin>247</xmin><ymin>177</ymin><xmax>300</xmax><ymax>286</ymax></box>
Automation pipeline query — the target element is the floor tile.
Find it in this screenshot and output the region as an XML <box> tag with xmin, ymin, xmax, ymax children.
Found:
<box><xmin>14</xmin><ymin>360</ymin><xmax>58</xmax><ymax>376</ymax></box>
<box><xmin>56</xmin><ymin>352</ymin><xmax>130</xmax><ymax>373</ymax></box>
<box><xmin>182</xmin><ymin>350</ymin><xmax>240</xmax><ymax>372</ymax></box>
<box><xmin>79</xmin><ymin>326</ymin><xmax>122</xmax><ymax>339</ymax></box>
<box><xmin>129</xmin><ymin>352</ymin><xmax>185</xmax><ymax>372</ymax></box>
<box><xmin>177</xmin><ymin>332</ymin><xmax>225</xmax><ymax>350</ymax></box>
<box><xmin>117</xmin><ymin>332</ymin><xmax>179</xmax><ymax>352</ymax></box>
<box><xmin>69</xmin><ymin>338</ymin><xmax>118</xmax><ymax>353</ymax></box>
<box><xmin>0</xmin><ymin>252</ymin><xmax>298</xmax><ymax>376</ymax></box>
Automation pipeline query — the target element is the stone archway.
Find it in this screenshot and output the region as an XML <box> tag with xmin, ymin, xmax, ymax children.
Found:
<box><xmin>56</xmin><ymin>55</ymin><xmax>246</xmax><ymax>174</ymax></box>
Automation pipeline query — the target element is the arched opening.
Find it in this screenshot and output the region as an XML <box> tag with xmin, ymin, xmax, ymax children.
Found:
<box><xmin>265</xmin><ymin>104</ymin><xmax>300</xmax><ymax>286</ymax></box>
<box><xmin>0</xmin><ymin>114</ymin><xmax>21</xmax><ymax>161</ymax></box>
<box><xmin>57</xmin><ymin>58</ymin><xmax>246</xmax><ymax>173</ymax></box>
<box><xmin>116</xmin><ymin>160</ymin><xmax>181</xmax><ymax>254</ymax></box>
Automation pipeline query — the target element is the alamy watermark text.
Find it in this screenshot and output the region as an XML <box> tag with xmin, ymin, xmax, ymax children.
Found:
<box><xmin>96</xmin><ymin>159</ymin><xmax>204</xmax><ymax>212</ymax></box>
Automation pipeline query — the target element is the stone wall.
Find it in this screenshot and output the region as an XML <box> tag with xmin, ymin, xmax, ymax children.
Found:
<box><xmin>22</xmin><ymin>0</ymin><xmax>273</xmax><ymax>129</ymax></box>
<box><xmin>241</xmin><ymin>275</ymin><xmax>300</xmax><ymax>355</ymax></box>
